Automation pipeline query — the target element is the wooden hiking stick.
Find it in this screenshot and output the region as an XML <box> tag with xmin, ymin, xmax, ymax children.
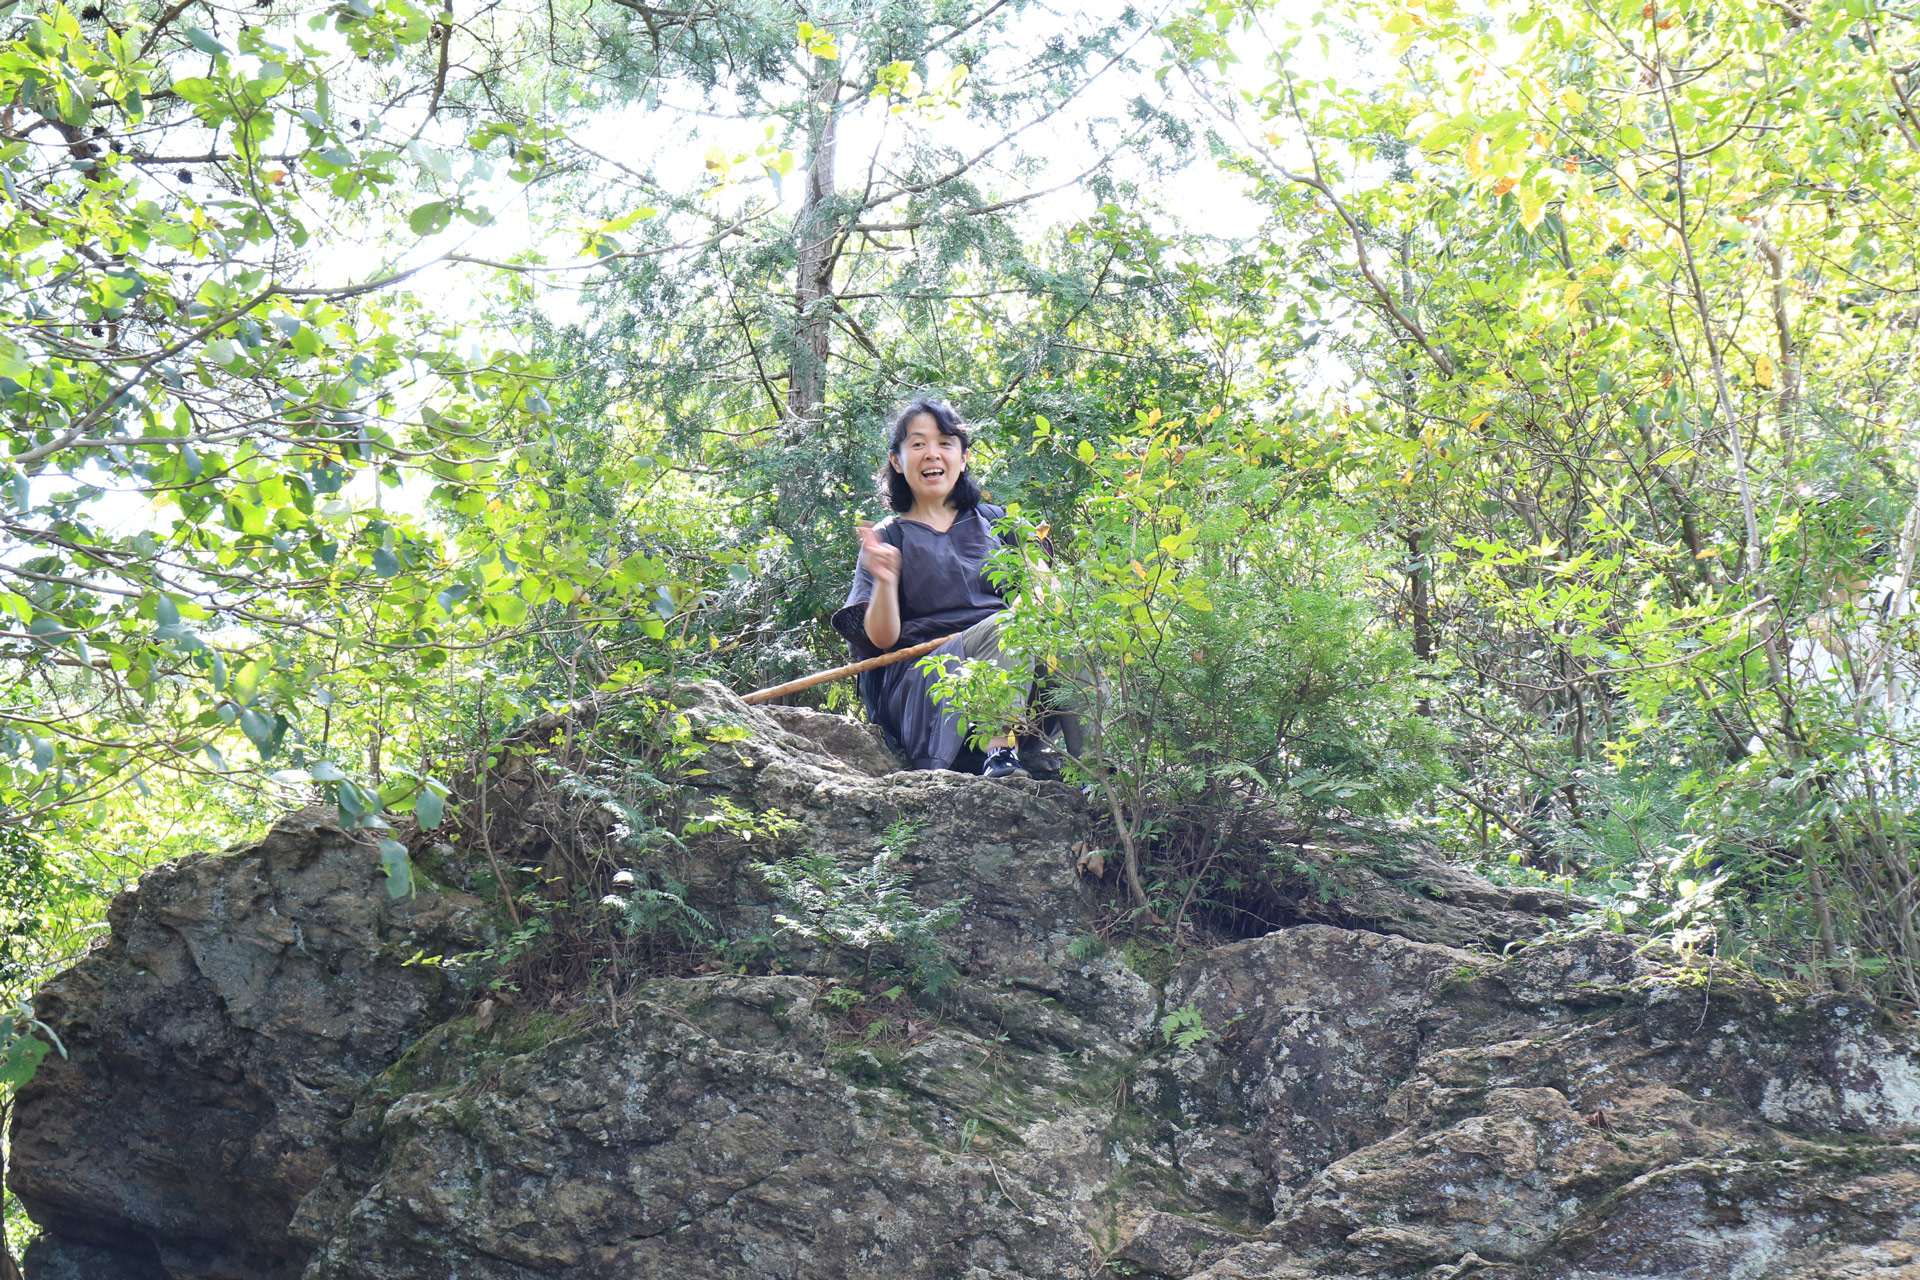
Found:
<box><xmin>741</xmin><ymin>632</ymin><xmax>962</xmax><ymax>705</ymax></box>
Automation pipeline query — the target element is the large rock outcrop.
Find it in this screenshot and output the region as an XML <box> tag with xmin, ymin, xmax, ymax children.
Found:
<box><xmin>11</xmin><ymin>810</ymin><xmax>487</xmax><ymax>1280</ymax></box>
<box><xmin>11</xmin><ymin>683</ymin><xmax>1920</xmax><ymax>1279</ymax></box>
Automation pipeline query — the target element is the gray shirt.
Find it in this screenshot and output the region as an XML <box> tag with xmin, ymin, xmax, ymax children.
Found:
<box><xmin>834</xmin><ymin>504</ymin><xmax>1009</xmax><ymax>657</ymax></box>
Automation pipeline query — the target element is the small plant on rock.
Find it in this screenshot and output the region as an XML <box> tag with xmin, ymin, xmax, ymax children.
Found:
<box><xmin>758</xmin><ymin>821</ymin><xmax>966</xmax><ymax>994</ymax></box>
<box><xmin>1158</xmin><ymin>1002</ymin><xmax>1211</xmax><ymax>1052</ymax></box>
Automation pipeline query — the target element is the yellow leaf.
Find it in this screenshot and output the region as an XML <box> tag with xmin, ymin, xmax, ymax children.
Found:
<box><xmin>1561</xmin><ymin>88</ymin><xmax>1585</xmax><ymax>114</ymax></box>
<box><xmin>1519</xmin><ymin>184</ymin><xmax>1548</xmax><ymax>232</ymax></box>
<box><xmin>1470</xmin><ymin>410</ymin><xmax>1491</xmax><ymax>428</ymax></box>
<box><xmin>1130</xmin><ymin>559</ymin><xmax>1147</xmax><ymax>579</ymax></box>
<box><xmin>1755</xmin><ymin>354</ymin><xmax>1778</xmax><ymax>388</ymax></box>
<box><xmin>1492</xmin><ymin>176</ymin><xmax>1518</xmax><ymax>197</ymax></box>
<box><xmin>1463</xmin><ymin>132</ymin><xmax>1488</xmax><ymax>178</ymax></box>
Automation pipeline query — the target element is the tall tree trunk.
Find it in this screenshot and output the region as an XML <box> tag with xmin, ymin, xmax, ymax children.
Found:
<box><xmin>1405</xmin><ymin>526</ymin><xmax>1433</xmax><ymax>662</ymax></box>
<box><xmin>1405</xmin><ymin>523</ymin><xmax>1434</xmax><ymax>717</ymax></box>
<box><xmin>1651</xmin><ymin>47</ymin><xmax>1844</xmax><ymax>986</ymax></box>
<box><xmin>1394</xmin><ymin>262</ymin><xmax>1436</xmax><ymax>715</ymax></box>
<box><xmin>791</xmin><ymin>62</ymin><xmax>841</xmax><ymax>422</ymax></box>
<box><xmin>1756</xmin><ymin>237</ymin><xmax>1801</xmax><ymax>468</ymax></box>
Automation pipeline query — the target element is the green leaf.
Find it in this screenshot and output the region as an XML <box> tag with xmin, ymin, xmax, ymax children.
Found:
<box><xmin>1419</xmin><ymin>118</ymin><xmax>1464</xmax><ymax>150</ymax></box>
<box><xmin>183</xmin><ymin>26</ymin><xmax>228</xmax><ymax>55</ymax></box>
<box><xmin>0</xmin><ymin>1032</ymin><xmax>50</xmax><ymax>1090</ymax></box>
<box><xmin>170</xmin><ymin>76</ymin><xmax>218</xmax><ymax>104</ymax></box>
<box><xmin>239</xmin><ymin>705</ymin><xmax>274</xmax><ymax>748</ymax></box>
<box><xmin>414</xmin><ymin>784</ymin><xmax>445</xmax><ymax>829</ymax></box>
<box><xmin>1518</xmin><ymin>183</ymin><xmax>1548</xmax><ymax>233</ymax></box>
<box><xmin>378</xmin><ymin>838</ymin><xmax>413</xmax><ymax>897</ymax></box>
<box><xmin>408</xmin><ymin>201</ymin><xmax>451</xmax><ymax>235</ymax></box>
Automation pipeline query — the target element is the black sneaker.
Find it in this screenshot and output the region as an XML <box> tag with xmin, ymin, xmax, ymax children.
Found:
<box><xmin>981</xmin><ymin>746</ymin><xmax>1030</xmax><ymax>780</ymax></box>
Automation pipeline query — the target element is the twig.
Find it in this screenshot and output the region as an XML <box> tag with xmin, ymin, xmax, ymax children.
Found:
<box><xmin>987</xmin><ymin>1158</ymin><xmax>1028</xmax><ymax>1213</ymax></box>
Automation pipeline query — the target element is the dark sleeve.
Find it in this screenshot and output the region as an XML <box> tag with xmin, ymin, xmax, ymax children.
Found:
<box><xmin>829</xmin><ymin>521</ymin><xmax>897</xmax><ymax>660</ymax></box>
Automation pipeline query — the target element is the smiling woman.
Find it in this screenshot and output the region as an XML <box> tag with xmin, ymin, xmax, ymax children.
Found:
<box><xmin>832</xmin><ymin>400</ymin><xmax>1036</xmax><ymax>777</ymax></box>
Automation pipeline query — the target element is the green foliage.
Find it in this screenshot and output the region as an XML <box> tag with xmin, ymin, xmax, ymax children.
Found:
<box><xmin>941</xmin><ymin>408</ymin><xmax>1450</xmax><ymax>924</ymax></box>
<box><xmin>1158</xmin><ymin>1002</ymin><xmax>1210</xmax><ymax>1052</ymax></box>
<box><xmin>599</xmin><ymin>873</ymin><xmax>714</xmax><ymax>947</ymax></box>
<box><xmin>1066</xmin><ymin>933</ymin><xmax>1111</xmax><ymax>962</ymax></box>
<box><xmin>0</xmin><ymin>998</ymin><xmax>62</xmax><ymax>1093</ymax></box>
<box><xmin>0</xmin><ymin>0</ymin><xmax>596</xmax><ymax>833</ymax></box>
<box><xmin>952</xmin><ymin>1116</ymin><xmax>980</xmax><ymax>1154</ymax></box>
<box><xmin>407</xmin><ymin>688</ymin><xmax>796</xmax><ymax>997</ymax></box>
<box><xmin>5</xmin><ymin>0</ymin><xmax>1916</xmax><ymax>1187</ymax></box>
<box><xmin>761</xmin><ymin>848</ymin><xmax>954</xmax><ymax>954</ymax></box>
<box><xmin>924</xmin><ymin>652</ymin><xmax>1023</xmax><ymax>752</ymax></box>
<box><xmin>1162</xmin><ymin>0</ymin><xmax>1920</xmax><ymax>1004</ymax></box>
<box><xmin>1157</xmin><ymin>552</ymin><xmax>1447</xmax><ymax>816</ymax></box>
<box><xmin>0</xmin><ymin>825</ymin><xmax>82</xmax><ymax>993</ymax></box>
<box><xmin>1</xmin><ymin>992</ymin><xmax>65</xmax><ymax>1262</ymax></box>
<box><xmin>758</xmin><ymin>818</ymin><xmax>965</xmax><ymax>992</ymax></box>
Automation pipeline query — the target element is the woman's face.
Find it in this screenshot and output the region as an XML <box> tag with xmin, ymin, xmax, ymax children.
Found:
<box><xmin>891</xmin><ymin>413</ymin><xmax>967</xmax><ymax>507</ymax></box>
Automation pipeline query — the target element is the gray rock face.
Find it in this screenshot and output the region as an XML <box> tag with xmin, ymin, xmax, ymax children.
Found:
<box><xmin>301</xmin><ymin>975</ymin><xmax>1126</xmax><ymax>1280</ymax></box>
<box><xmin>9</xmin><ymin>809</ymin><xmax>486</xmax><ymax>1280</ymax></box>
<box><xmin>11</xmin><ymin>683</ymin><xmax>1920</xmax><ymax>1280</ymax></box>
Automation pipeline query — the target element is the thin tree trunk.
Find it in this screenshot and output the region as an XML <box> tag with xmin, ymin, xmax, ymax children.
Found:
<box><xmin>1</xmin><ymin>1096</ymin><xmax>21</xmax><ymax>1280</ymax></box>
<box><xmin>1650</xmin><ymin>44</ymin><xmax>1843</xmax><ymax>984</ymax></box>
<box><xmin>1756</xmin><ymin>237</ymin><xmax>1801</xmax><ymax>468</ymax></box>
<box><xmin>1405</xmin><ymin>525</ymin><xmax>1433</xmax><ymax>716</ymax></box>
<box><xmin>791</xmin><ymin>62</ymin><xmax>841</xmax><ymax>422</ymax></box>
<box><xmin>367</xmin><ymin>694</ymin><xmax>384</xmax><ymax>787</ymax></box>
<box><xmin>1395</xmin><ymin>257</ymin><xmax>1436</xmax><ymax>714</ymax></box>
<box><xmin>1405</xmin><ymin>526</ymin><xmax>1433</xmax><ymax>662</ymax></box>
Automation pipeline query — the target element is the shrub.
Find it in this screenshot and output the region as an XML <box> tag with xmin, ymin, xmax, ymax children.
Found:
<box><xmin>937</xmin><ymin>411</ymin><xmax>1449</xmax><ymax>927</ymax></box>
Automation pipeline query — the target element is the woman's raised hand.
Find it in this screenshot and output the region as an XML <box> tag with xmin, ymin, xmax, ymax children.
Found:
<box><xmin>858</xmin><ymin>522</ymin><xmax>901</xmax><ymax>588</ymax></box>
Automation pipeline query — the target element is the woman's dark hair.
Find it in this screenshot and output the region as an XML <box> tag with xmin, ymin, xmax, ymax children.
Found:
<box><xmin>878</xmin><ymin>398</ymin><xmax>982</xmax><ymax>513</ymax></box>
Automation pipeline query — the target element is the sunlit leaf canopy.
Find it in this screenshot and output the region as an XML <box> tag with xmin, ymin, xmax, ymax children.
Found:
<box><xmin>4</xmin><ymin>0</ymin><xmax>1920</xmax><ymax>1118</ymax></box>
<box><xmin>0</xmin><ymin>0</ymin><xmax>1190</xmax><ymax>818</ymax></box>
